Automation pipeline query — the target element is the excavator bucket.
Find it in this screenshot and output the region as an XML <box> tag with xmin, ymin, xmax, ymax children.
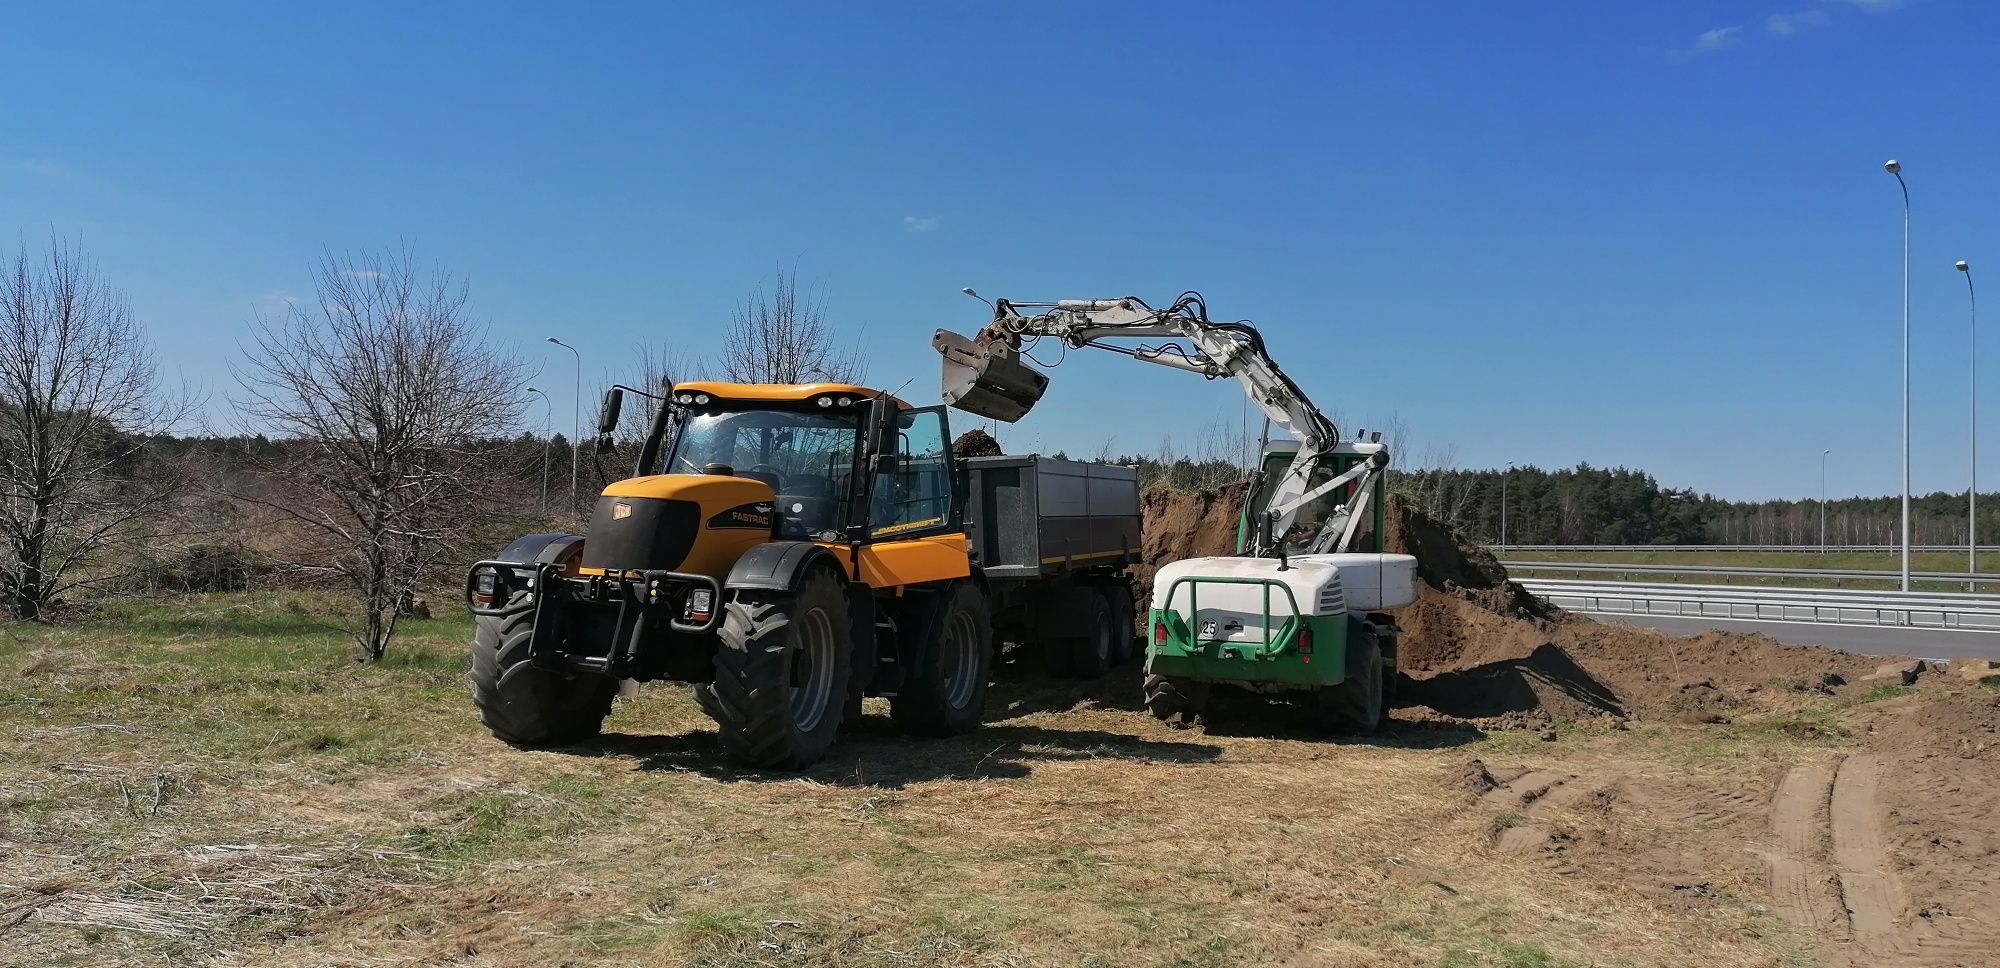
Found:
<box><xmin>933</xmin><ymin>329</ymin><xmax>1050</xmax><ymax>423</ymax></box>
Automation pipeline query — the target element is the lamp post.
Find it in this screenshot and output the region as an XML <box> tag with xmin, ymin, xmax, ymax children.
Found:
<box><xmin>1962</xmin><ymin>259</ymin><xmax>1978</xmax><ymax>588</ymax></box>
<box><xmin>1501</xmin><ymin>461</ymin><xmax>1515</xmax><ymax>552</ymax></box>
<box><xmin>545</xmin><ymin>337</ymin><xmax>581</xmax><ymax>509</ymax></box>
<box><xmin>1821</xmin><ymin>449</ymin><xmax>1831</xmax><ymax>554</ymax></box>
<box><xmin>527</xmin><ymin>387</ymin><xmax>553</xmax><ymax>514</ymax></box>
<box><xmin>1885</xmin><ymin>160</ymin><xmax>1912</xmax><ymax>592</ymax></box>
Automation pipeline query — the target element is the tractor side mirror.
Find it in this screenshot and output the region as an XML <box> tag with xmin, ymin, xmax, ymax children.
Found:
<box><xmin>596</xmin><ymin>388</ymin><xmax>624</xmax><ymax>436</ymax></box>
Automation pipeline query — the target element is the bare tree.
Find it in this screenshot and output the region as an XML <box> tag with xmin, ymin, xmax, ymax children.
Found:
<box><xmin>0</xmin><ymin>238</ymin><xmax>192</xmax><ymax>620</ymax></box>
<box><xmin>719</xmin><ymin>269</ymin><xmax>862</xmax><ymax>385</ymax></box>
<box><xmin>233</xmin><ymin>249</ymin><xmax>526</xmax><ymax>661</ymax></box>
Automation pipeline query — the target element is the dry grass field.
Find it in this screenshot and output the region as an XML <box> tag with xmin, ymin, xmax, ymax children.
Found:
<box><xmin>3</xmin><ymin>594</ymin><xmax>1996</xmax><ymax>967</ymax></box>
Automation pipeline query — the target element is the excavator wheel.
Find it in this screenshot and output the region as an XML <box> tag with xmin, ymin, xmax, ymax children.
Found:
<box><xmin>696</xmin><ymin>566</ymin><xmax>853</xmax><ymax>769</ymax></box>
<box><xmin>1314</xmin><ymin>626</ymin><xmax>1384</xmax><ymax>734</ymax></box>
<box><xmin>1144</xmin><ymin>673</ymin><xmax>1208</xmax><ymax>728</ymax></box>
<box><xmin>470</xmin><ymin>590</ymin><xmax>617</xmax><ymax>746</ymax></box>
<box><xmin>891</xmin><ymin>582</ymin><xmax>993</xmax><ymax>736</ymax></box>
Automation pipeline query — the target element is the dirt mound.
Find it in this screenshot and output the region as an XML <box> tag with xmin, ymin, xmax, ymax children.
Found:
<box><xmin>952</xmin><ymin>428</ymin><xmax>1003</xmax><ymax>458</ymax></box>
<box><xmin>1132</xmin><ymin>482</ymin><xmax>1250</xmax><ymax>613</ymax></box>
<box><xmin>1379</xmin><ymin>496</ymin><xmax>1886</xmax><ymax>724</ymax></box>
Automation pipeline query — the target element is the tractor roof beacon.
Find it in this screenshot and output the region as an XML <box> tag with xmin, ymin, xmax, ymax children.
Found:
<box><xmin>935</xmin><ymin>293</ymin><xmax>1420</xmax><ymax>732</ymax></box>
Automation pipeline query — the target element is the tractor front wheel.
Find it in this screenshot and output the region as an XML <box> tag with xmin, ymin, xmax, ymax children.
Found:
<box><xmin>469</xmin><ymin>591</ymin><xmax>617</xmax><ymax>746</ymax></box>
<box><xmin>696</xmin><ymin>567</ymin><xmax>853</xmax><ymax>769</ymax></box>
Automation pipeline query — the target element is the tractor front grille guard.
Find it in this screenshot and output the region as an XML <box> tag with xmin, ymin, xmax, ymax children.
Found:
<box><xmin>465</xmin><ymin>560</ymin><xmax>725</xmax><ymax>677</ymax></box>
<box><xmin>1157</xmin><ymin>575</ymin><xmax>1307</xmax><ymax>660</ymax></box>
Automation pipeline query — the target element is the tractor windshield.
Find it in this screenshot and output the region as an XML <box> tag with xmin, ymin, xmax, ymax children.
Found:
<box><xmin>666</xmin><ymin>408</ymin><xmax>865</xmax><ymax>540</ymax></box>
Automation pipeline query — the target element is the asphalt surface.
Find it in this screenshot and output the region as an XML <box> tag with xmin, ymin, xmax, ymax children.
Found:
<box><xmin>1587</xmin><ymin>613</ymin><xmax>2000</xmax><ymax>662</ymax></box>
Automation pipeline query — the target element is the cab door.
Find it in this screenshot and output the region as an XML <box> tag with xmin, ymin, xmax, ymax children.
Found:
<box><xmin>853</xmin><ymin>406</ymin><xmax>971</xmax><ymax>587</ymax></box>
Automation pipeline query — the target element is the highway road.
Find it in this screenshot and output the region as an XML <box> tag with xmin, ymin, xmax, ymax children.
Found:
<box><xmin>1590</xmin><ymin>613</ymin><xmax>2000</xmax><ymax>662</ymax></box>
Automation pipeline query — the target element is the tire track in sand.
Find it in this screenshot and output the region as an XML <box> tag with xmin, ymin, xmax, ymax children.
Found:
<box><xmin>1830</xmin><ymin>753</ymin><xmax>1904</xmax><ymax>957</ymax></box>
<box><xmin>1765</xmin><ymin>760</ymin><xmax>1838</xmax><ymax>935</ymax></box>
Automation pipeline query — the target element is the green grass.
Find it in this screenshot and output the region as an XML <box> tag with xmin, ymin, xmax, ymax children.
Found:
<box><xmin>0</xmin><ymin>591</ymin><xmax>1866</xmax><ymax>968</ymax></box>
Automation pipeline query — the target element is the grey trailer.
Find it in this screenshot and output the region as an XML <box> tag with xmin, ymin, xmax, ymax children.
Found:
<box><xmin>962</xmin><ymin>455</ymin><xmax>1141</xmax><ymax>678</ymax></box>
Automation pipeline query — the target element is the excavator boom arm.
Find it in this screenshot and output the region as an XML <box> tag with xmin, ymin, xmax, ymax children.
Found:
<box><xmin>935</xmin><ymin>293</ymin><xmax>1386</xmax><ymax>555</ymax></box>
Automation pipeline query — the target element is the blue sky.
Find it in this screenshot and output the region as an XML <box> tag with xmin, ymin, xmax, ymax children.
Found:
<box><xmin>3</xmin><ymin>0</ymin><xmax>1995</xmax><ymax>501</ymax></box>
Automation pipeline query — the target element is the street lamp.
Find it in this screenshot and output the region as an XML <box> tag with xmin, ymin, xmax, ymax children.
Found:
<box><xmin>1821</xmin><ymin>449</ymin><xmax>1831</xmax><ymax>554</ymax></box>
<box><xmin>1501</xmin><ymin>461</ymin><xmax>1515</xmax><ymax>553</ymax></box>
<box><xmin>526</xmin><ymin>387</ymin><xmax>553</xmax><ymax>514</ymax></box>
<box><xmin>545</xmin><ymin>337</ymin><xmax>581</xmax><ymax>509</ymax></box>
<box><xmin>1885</xmin><ymin>159</ymin><xmax>1912</xmax><ymax>592</ymax></box>
<box><xmin>1962</xmin><ymin>259</ymin><xmax>1978</xmax><ymax>587</ymax></box>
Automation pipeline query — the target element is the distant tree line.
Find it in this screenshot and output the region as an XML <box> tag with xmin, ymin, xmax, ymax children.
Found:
<box><xmin>1397</xmin><ymin>464</ymin><xmax>1999</xmax><ymax>547</ymax></box>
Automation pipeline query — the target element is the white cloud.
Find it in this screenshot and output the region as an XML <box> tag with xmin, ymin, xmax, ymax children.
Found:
<box><xmin>902</xmin><ymin>216</ymin><xmax>941</xmax><ymax>232</ymax></box>
<box><xmin>1767</xmin><ymin>10</ymin><xmax>1831</xmax><ymax>35</ymax></box>
<box><xmin>19</xmin><ymin>159</ymin><xmax>65</xmax><ymax>176</ymax></box>
<box><xmin>1830</xmin><ymin>0</ymin><xmax>1907</xmax><ymax>11</ymax></box>
<box><xmin>1692</xmin><ymin>25</ymin><xmax>1744</xmax><ymax>52</ymax></box>
<box><xmin>342</xmin><ymin>269</ymin><xmax>383</xmax><ymax>281</ymax></box>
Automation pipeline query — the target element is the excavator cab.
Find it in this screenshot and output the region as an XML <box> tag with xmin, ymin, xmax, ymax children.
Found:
<box><xmin>933</xmin><ymin>329</ymin><xmax>1049</xmax><ymax>422</ymax></box>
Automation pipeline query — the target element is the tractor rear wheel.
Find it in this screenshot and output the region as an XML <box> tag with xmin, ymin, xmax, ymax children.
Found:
<box><xmin>891</xmin><ymin>582</ymin><xmax>992</xmax><ymax>736</ymax></box>
<box><xmin>469</xmin><ymin>591</ymin><xmax>618</xmax><ymax>746</ymax></box>
<box><xmin>1314</xmin><ymin>627</ymin><xmax>1384</xmax><ymax>734</ymax></box>
<box><xmin>696</xmin><ymin>567</ymin><xmax>852</xmax><ymax>769</ymax></box>
<box><xmin>1144</xmin><ymin>673</ymin><xmax>1208</xmax><ymax>727</ymax></box>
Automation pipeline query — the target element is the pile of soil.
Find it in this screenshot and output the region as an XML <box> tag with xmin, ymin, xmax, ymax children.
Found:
<box><xmin>952</xmin><ymin>428</ymin><xmax>1004</xmax><ymax>458</ymax></box>
<box><xmin>1133</xmin><ymin>486</ymin><xmax>1890</xmax><ymax>725</ymax></box>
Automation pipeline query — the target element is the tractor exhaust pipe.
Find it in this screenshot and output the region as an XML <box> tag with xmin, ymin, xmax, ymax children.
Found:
<box><xmin>934</xmin><ymin>329</ymin><xmax>1050</xmax><ymax>423</ymax></box>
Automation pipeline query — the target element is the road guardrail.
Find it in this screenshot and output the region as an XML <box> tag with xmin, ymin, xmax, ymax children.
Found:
<box><xmin>1501</xmin><ymin>560</ymin><xmax>2000</xmax><ymax>587</ymax></box>
<box><xmin>1516</xmin><ymin>578</ymin><xmax>2000</xmax><ymax>632</ymax></box>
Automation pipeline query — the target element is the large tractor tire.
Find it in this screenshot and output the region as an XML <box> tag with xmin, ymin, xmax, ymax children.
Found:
<box><xmin>470</xmin><ymin>591</ymin><xmax>618</xmax><ymax>746</ymax></box>
<box><xmin>696</xmin><ymin>566</ymin><xmax>853</xmax><ymax>769</ymax></box>
<box><xmin>891</xmin><ymin>582</ymin><xmax>993</xmax><ymax>736</ymax></box>
<box><xmin>1314</xmin><ymin>626</ymin><xmax>1384</xmax><ymax>734</ymax></box>
<box><xmin>1144</xmin><ymin>673</ymin><xmax>1208</xmax><ymax>727</ymax></box>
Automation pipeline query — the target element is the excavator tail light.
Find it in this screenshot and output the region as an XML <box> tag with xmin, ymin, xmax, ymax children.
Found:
<box><xmin>934</xmin><ymin>329</ymin><xmax>1049</xmax><ymax>423</ymax></box>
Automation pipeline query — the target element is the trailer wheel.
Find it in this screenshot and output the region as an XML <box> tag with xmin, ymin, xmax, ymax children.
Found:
<box><xmin>1100</xmin><ymin>585</ymin><xmax>1137</xmax><ymax>665</ymax></box>
<box><xmin>469</xmin><ymin>590</ymin><xmax>617</xmax><ymax>746</ymax></box>
<box><xmin>1314</xmin><ymin>627</ymin><xmax>1384</xmax><ymax>734</ymax></box>
<box><xmin>696</xmin><ymin>566</ymin><xmax>852</xmax><ymax>769</ymax></box>
<box><xmin>891</xmin><ymin>582</ymin><xmax>992</xmax><ymax>736</ymax></box>
<box><xmin>1064</xmin><ymin>591</ymin><xmax>1116</xmax><ymax>679</ymax></box>
<box><xmin>1144</xmin><ymin>673</ymin><xmax>1208</xmax><ymax>727</ymax></box>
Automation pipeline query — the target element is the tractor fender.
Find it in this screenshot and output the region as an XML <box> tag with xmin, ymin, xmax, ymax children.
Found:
<box><xmin>725</xmin><ymin>541</ymin><xmax>845</xmax><ymax>593</ymax></box>
<box><xmin>493</xmin><ymin>532</ymin><xmax>586</xmax><ymax>566</ymax></box>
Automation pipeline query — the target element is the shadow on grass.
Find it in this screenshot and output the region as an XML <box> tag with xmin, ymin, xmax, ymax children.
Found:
<box><xmin>567</xmin><ymin>721</ymin><xmax>1224</xmax><ymax>787</ymax></box>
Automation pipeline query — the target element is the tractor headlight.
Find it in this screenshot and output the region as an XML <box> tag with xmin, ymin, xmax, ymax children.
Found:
<box><xmin>694</xmin><ymin>393</ymin><xmax>710</xmax><ymax>405</ymax></box>
<box><xmin>816</xmin><ymin>395</ymin><xmax>833</xmax><ymax>408</ymax></box>
<box><xmin>836</xmin><ymin>396</ymin><xmax>853</xmax><ymax>407</ymax></box>
<box><xmin>675</xmin><ymin>393</ymin><xmax>693</xmax><ymax>404</ymax></box>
